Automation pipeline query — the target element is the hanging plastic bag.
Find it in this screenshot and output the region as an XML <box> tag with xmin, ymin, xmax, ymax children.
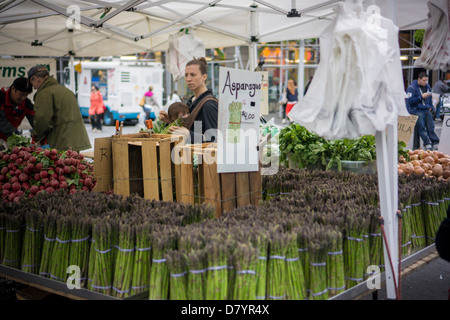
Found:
<box><xmin>414</xmin><ymin>0</ymin><xmax>450</xmax><ymax>72</ymax></box>
<box><xmin>166</xmin><ymin>29</ymin><xmax>205</xmax><ymax>81</ymax></box>
<box><xmin>289</xmin><ymin>1</ymin><xmax>408</xmax><ymax>140</ymax></box>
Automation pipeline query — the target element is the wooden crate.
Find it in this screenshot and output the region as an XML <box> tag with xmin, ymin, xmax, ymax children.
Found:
<box><xmin>110</xmin><ymin>132</ymin><xmax>184</xmax><ymax>201</ymax></box>
<box><xmin>175</xmin><ymin>143</ymin><xmax>262</xmax><ymax>218</ymax></box>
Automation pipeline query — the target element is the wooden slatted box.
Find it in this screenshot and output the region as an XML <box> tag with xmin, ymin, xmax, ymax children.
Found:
<box><xmin>111</xmin><ymin>132</ymin><xmax>184</xmax><ymax>201</ymax></box>
<box><xmin>174</xmin><ymin>143</ymin><xmax>263</xmax><ymax>218</ymax></box>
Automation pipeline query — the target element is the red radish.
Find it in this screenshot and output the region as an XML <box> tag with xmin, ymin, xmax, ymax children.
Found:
<box><xmin>50</xmin><ymin>179</ymin><xmax>59</xmax><ymax>188</ymax></box>
<box><xmin>3</xmin><ymin>183</ymin><xmax>11</xmax><ymax>190</ymax></box>
<box><xmin>45</xmin><ymin>187</ymin><xmax>54</xmax><ymax>194</ymax></box>
<box><xmin>2</xmin><ymin>154</ymin><xmax>9</xmax><ymax>161</ymax></box>
<box><xmin>34</xmin><ymin>173</ymin><xmax>41</xmax><ymax>181</ymax></box>
<box><xmin>9</xmin><ymin>153</ymin><xmax>17</xmax><ymax>161</ymax></box>
<box><xmin>10</xmin><ymin>176</ymin><xmax>19</xmax><ymax>184</ymax></box>
<box><xmin>8</xmin><ymin>192</ymin><xmax>15</xmax><ymax>202</ymax></box>
<box><xmin>51</xmin><ymin>149</ymin><xmax>58</xmax><ymax>155</ymax></box>
<box><xmin>58</xmin><ymin>175</ymin><xmax>66</xmax><ymax>182</ymax></box>
<box><xmin>69</xmin><ymin>188</ymin><xmax>77</xmax><ymax>194</ymax></box>
<box><xmin>12</xmin><ymin>182</ymin><xmax>21</xmax><ymax>191</ymax></box>
<box><xmin>59</xmin><ymin>181</ymin><xmax>68</xmax><ymax>189</ymax></box>
<box><xmin>13</xmin><ymin>197</ymin><xmax>20</xmax><ymax>203</ymax></box>
<box><xmin>70</xmin><ymin>158</ymin><xmax>77</xmax><ymax>166</ymax></box>
<box><xmin>82</xmin><ymin>186</ymin><xmax>89</xmax><ymax>191</ymax></box>
<box><xmin>15</xmin><ymin>190</ymin><xmax>24</xmax><ymax>198</ymax></box>
<box><xmin>0</xmin><ymin>175</ymin><xmax>4</xmax><ymax>181</ymax></box>
<box><xmin>19</xmin><ymin>173</ymin><xmax>28</xmax><ymax>182</ymax></box>
<box><xmin>64</xmin><ymin>158</ymin><xmax>71</xmax><ymax>166</ymax></box>
<box><xmin>29</xmin><ymin>156</ymin><xmax>37</xmax><ymax>163</ymax></box>
<box><xmin>15</xmin><ymin>158</ymin><xmax>23</xmax><ymax>165</ymax></box>
<box><xmin>63</xmin><ymin>166</ymin><xmax>71</xmax><ymax>174</ymax></box>
<box><xmin>22</xmin><ymin>182</ymin><xmax>30</xmax><ymax>190</ymax></box>
<box><xmin>72</xmin><ymin>151</ymin><xmax>78</xmax><ymax>158</ymax></box>
<box><xmin>14</xmin><ymin>169</ymin><xmax>21</xmax><ymax>176</ymax></box>
<box><xmin>30</xmin><ymin>185</ymin><xmax>39</xmax><ymax>194</ymax></box>
<box><xmin>11</xmin><ymin>147</ymin><xmax>20</xmax><ymax>154</ymax></box>
<box><xmin>35</xmin><ymin>163</ymin><xmax>43</xmax><ymax>171</ymax></box>
<box><xmin>55</xmin><ymin>159</ymin><xmax>64</xmax><ymax>167</ymax></box>
<box><xmin>1</xmin><ymin>167</ymin><xmax>8</xmax><ymax>175</ymax></box>
<box><xmin>43</xmin><ymin>149</ymin><xmax>51</xmax><ymax>157</ymax></box>
<box><xmin>40</xmin><ymin>170</ymin><xmax>48</xmax><ymax>179</ymax></box>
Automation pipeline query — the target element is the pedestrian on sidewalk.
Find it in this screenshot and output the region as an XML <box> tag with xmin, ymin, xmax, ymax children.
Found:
<box><xmin>406</xmin><ymin>72</ymin><xmax>439</xmax><ymax>151</ymax></box>
<box><xmin>432</xmin><ymin>75</ymin><xmax>449</xmax><ymax>120</ymax></box>
<box><xmin>89</xmin><ymin>85</ymin><xmax>104</xmax><ymax>133</ymax></box>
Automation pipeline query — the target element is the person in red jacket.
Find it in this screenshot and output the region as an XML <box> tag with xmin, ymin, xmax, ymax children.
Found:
<box><xmin>0</xmin><ymin>77</ymin><xmax>34</xmax><ymax>142</ymax></box>
<box><xmin>89</xmin><ymin>84</ymin><xmax>105</xmax><ymax>133</ymax></box>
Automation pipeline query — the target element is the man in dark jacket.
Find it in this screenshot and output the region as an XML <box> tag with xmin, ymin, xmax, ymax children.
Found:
<box><xmin>0</xmin><ymin>77</ymin><xmax>34</xmax><ymax>142</ymax></box>
<box><xmin>406</xmin><ymin>72</ymin><xmax>439</xmax><ymax>150</ymax></box>
<box><xmin>28</xmin><ymin>65</ymin><xmax>91</xmax><ymax>152</ymax></box>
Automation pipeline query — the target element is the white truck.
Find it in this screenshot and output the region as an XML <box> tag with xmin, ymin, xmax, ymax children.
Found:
<box><xmin>76</xmin><ymin>60</ymin><xmax>164</xmax><ymax>126</ymax></box>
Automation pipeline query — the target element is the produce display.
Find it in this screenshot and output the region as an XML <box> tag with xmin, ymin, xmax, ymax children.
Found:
<box><xmin>1</xmin><ymin>167</ymin><xmax>448</xmax><ymax>300</ymax></box>
<box><xmin>0</xmin><ymin>134</ymin><xmax>96</xmax><ymax>203</ymax></box>
<box><xmin>398</xmin><ymin>149</ymin><xmax>450</xmax><ymax>181</ymax></box>
<box><xmin>279</xmin><ymin>123</ymin><xmax>410</xmax><ymax>171</ymax></box>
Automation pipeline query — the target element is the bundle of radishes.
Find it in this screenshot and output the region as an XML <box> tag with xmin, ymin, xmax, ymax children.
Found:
<box><xmin>0</xmin><ymin>145</ymin><xmax>96</xmax><ymax>203</ymax></box>
<box><xmin>398</xmin><ymin>149</ymin><xmax>450</xmax><ymax>181</ymax></box>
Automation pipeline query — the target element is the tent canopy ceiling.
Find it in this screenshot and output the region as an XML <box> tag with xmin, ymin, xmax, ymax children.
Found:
<box><xmin>0</xmin><ymin>0</ymin><xmax>429</xmax><ymax>57</ymax></box>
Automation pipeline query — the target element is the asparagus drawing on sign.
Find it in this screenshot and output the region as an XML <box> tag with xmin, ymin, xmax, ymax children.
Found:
<box><xmin>227</xmin><ymin>102</ymin><xmax>242</xmax><ymax>144</ymax></box>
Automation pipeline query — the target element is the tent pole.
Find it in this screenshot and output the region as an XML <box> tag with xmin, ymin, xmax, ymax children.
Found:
<box><xmin>374</xmin><ymin>0</ymin><xmax>399</xmax><ymax>300</ymax></box>
<box><xmin>297</xmin><ymin>39</ymin><xmax>305</xmax><ymax>98</ymax></box>
<box><xmin>69</xmin><ymin>54</ymin><xmax>75</xmax><ymax>94</ymax></box>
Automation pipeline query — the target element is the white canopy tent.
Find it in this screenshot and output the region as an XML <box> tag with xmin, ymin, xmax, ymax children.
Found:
<box><xmin>0</xmin><ymin>0</ymin><xmax>429</xmax><ymax>58</ymax></box>
<box><xmin>0</xmin><ymin>0</ymin><xmax>434</xmax><ymax>300</ymax></box>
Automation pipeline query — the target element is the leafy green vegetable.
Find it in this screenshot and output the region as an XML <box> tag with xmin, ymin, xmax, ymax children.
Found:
<box><xmin>7</xmin><ymin>133</ymin><xmax>31</xmax><ymax>148</ymax></box>
<box><xmin>279</xmin><ymin>124</ymin><xmax>410</xmax><ymax>171</ymax></box>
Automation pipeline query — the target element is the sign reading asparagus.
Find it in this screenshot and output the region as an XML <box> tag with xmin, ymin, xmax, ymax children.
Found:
<box><xmin>217</xmin><ymin>67</ymin><xmax>262</xmax><ymax>173</ymax></box>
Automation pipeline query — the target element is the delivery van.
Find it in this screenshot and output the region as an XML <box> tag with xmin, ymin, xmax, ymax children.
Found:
<box><xmin>76</xmin><ymin>60</ymin><xmax>164</xmax><ymax>125</ymax></box>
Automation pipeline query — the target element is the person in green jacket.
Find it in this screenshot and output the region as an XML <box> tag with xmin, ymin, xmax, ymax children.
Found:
<box><xmin>28</xmin><ymin>65</ymin><xmax>91</xmax><ymax>152</ymax></box>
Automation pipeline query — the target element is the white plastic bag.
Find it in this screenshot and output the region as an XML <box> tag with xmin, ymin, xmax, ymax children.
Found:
<box><xmin>414</xmin><ymin>0</ymin><xmax>450</xmax><ymax>71</ymax></box>
<box><xmin>166</xmin><ymin>29</ymin><xmax>205</xmax><ymax>81</ymax></box>
<box><xmin>289</xmin><ymin>1</ymin><xmax>407</xmax><ymax>140</ymax></box>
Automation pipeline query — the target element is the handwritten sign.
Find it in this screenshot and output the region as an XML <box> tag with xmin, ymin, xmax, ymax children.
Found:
<box><xmin>439</xmin><ymin>115</ymin><xmax>450</xmax><ymax>155</ymax></box>
<box><xmin>217</xmin><ymin>67</ymin><xmax>262</xmax><ymax>173</ymax></box>
<box><xmin>397</xmin><ymin>115</ymin><xmax>418</xmax><ymax>145</ymax></box>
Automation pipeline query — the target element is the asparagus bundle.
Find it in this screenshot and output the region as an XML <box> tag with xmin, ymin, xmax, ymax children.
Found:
<box><xmin>90</xmin><ymin>219</ymin><xmax>114</xmax><ymax>296</ymax></box>
<box><xmin>285</xmin><ymin>231</ymin><xmax>307</xmax><ymax>300</ymax></box>
<box><xmin>254</xmin><ymin>231</ymin><xmax>269</xmax><ymax>300</ymax></box>
<box><xmin>112</xmin><ymin>222</ymin><xmax>135</xmax><ymax>299</ymax></box>
<box><xmin>326</xmin><ymin>229</ymin><xmax>345</xmax><ymax>297</ymax></box>
<box><xmin>49</xmin><ymin>215</ymin><xmax>72</xmax><ymax>282</ymax></box>
<box><xmin>2</xmin><ymin>212</ymin><xmax>23</xmax><ymax>269</ymax></box>
<box><xmin>344</xmin><ymin>215</ymin><xmax>369</xmax><ymax>289</ymax></box>
<box><xmin>21</xmin><ymin>209</ymin><xmax>43</xmax><ymax>274</ymax></box>
<box><xmin>267</xmin><ymin>229</ymin><xmax>287</xmax><ymax>300</ymax></box>
<box><xmin>39</xmin><ymin>212</ymin><xmax>57</xmax><ymax>278</ymax></box>
<box><xmin>204</xmin><ymin>235</ymin><xmax>231</xmax><ymax>300</ymax></box>
<box><xmin>68</xmin><ymin>215</ymin><xmax>91</xmax><ymax>288</ymax></box>
<box><xmin>186</xmin><ymin>249</ymin><xmax>207</xmax><ymax>300</ymax></box>
<box><xmin>165</xmin><ymin>249</ymin><xmax>188</xmax><ymax>300</ymax></box>
<box><xmin>410</xmin><ymin>195</ymin><xmax>427</xmax><ymax>250</ymax></box>
<box><xmin>297</xmin><ymin>228</ymin><xmax>310</xmax><ymax>295</ymax></box>
<box><xmin>232</xmin><ymin>243</ymin><xmax>259</xmax><ymax>300</ymax></box>
<box><xmin>148</xmin><ymin>227</ymin><xmax>177</xmax><ymax>300</ymax></box>
<box><xmin>307</xmin><ymin>226</ymin><xmax>329</xmax><ymax>301</ymax></box>
<box><xmin>369</xmin><ymin>211</ymin><xmax>384</xmax><ymax>271</ymax></box>
<box><xmin>131</xmin><ymin>222</ymin><xmax>152</xmax><ymax>295</ymax></box>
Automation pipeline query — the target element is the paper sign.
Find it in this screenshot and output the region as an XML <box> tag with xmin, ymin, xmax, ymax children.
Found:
<box><xmin>217</xmin><ymin>67</ymin><xmax>262</xmax><ymax>173</ymax></box>
<box><xmin>439</xmin><ymin>115</ymin><xmax>450</xmax><ymax>155</ymax></box>
<box><xmin>259</xmin><ymin>71</ymin><xmax>269</xmax><ymax>115</ymax></box>
<box><xmin>398</xmin><ymin>115</ymin><xmax>418</xmax><ymax>145</ymax></box>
